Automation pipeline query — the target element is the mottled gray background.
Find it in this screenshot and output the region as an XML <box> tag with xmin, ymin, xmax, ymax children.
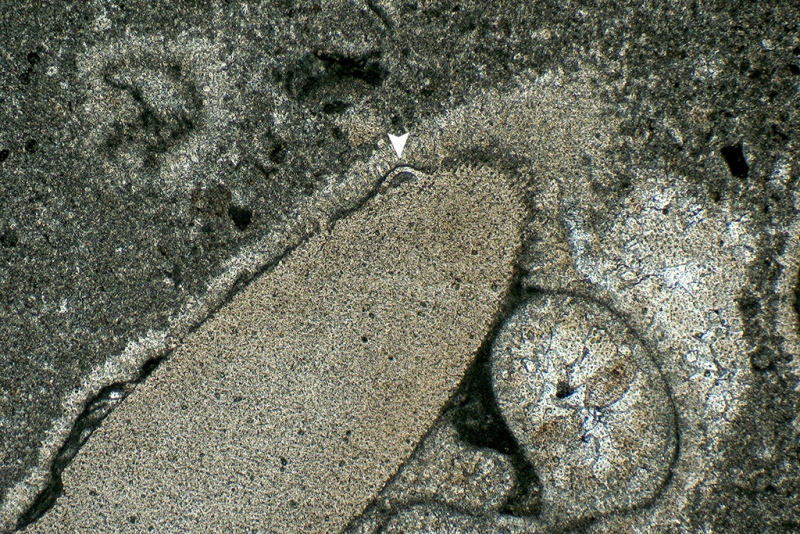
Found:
<box><xmin>1</xmin><ymin>0</ymin><xmax>799</xmax><ymax>532</ymax></box>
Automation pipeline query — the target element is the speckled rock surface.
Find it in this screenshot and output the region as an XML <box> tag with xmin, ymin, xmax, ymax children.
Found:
<box><xmin>2</xmin><ymin>0</ymin><xmax>800</xmax><ymax>532</ymax></box>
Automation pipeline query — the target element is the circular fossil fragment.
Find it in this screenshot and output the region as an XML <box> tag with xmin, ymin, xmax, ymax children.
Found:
<box><xmin>491</xmin><ymin>292</ymin><xmax>676</xmax><ymax>526</ymax></box>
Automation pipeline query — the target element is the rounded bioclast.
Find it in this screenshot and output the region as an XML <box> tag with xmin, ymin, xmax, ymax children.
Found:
<box><xmin>490</xmin><ymin>292</ymin><xmax>677</xmax><ymax>526</ymax></box>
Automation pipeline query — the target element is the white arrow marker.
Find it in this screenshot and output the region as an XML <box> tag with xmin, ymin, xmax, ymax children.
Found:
<box><xmin>388</xmin><ymin>132</ymin><xmax>409</xmax><ymax>158</ymax></box>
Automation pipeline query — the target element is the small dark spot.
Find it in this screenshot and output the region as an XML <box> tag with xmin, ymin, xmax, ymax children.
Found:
<box><xmin>0</xmin><ymin>149</ymin><xmax>9</xmax><ymax>162</ymax></box>
<box><xmin>789</xmin><ymin>64</ymin><xmax>800</xmax><ymax>75</ymax></box>
<box><xmin>390</xmin><ymin>114</ymin><xmax>404</xmax><ymax>130</ymax></box>
<box><xmin>24</xmin><ymin>139</ymin><xmax>37</xmax><ymax>153</ymax></box>
<box><xmin>662</xmin><ymin>207</ymin><xmax>670</xmax><ymax>215</ymax></box>
<box><xmin>339</xmin><ymin>460</ymin><xmax>346</xmax><ymax>467</ymax></box>
<box><xmin>331</xmin><ymin>126</ymin><xmax>345</xmax><ymax>140</ymax></box>
<box><xmin>720</xmin><ymin>142</ymin><xmax>748</xmax><ymax>179</ymax></box>
<box><xmin>128</xmin><ymin>516</ymin><xmax>138</xmax><ymax>524</ymax></box>
<box><xmin>228</xmin><ymin>205</ymin><xmax>252</xmax><ymax>231</ymax></box>
<box><xmin>322</xmin><ymin>100</ymin><xmax>351</xmax><ymax>114</ymax></box>
<box><xmin>27</xmin><ymin>51</ymin><xmax>40</xmax><ymax>65</ymax></box>
<box><xmin>288</xmin><ymin>499</ymin><xmax>299</xmax><ymax>508</ymax></box>
<box><xmin>19</xmin><ymin>70</ymin><xmax>31</xmax><ymax>85</ymax></box>
<box><xmin>750</xmin><ymin>345</ymin><xmax>779</xmax><ymax>371</ymax></box>
<box><xmin>233</xmin><ymin>395</ymin><xmax>244</xmax><ymax>402</ymax></box>
<box><xmin>555</xmin><ymin>380</ymin><xmax>573</xmax><ymax>399</ymax></box>
<box><xmin>361</xmin><ymin>335</ymin><xmax>368</xmax><ymax>343</ymax></box>
<box><xmin>794</xmin><ymin>46</ymin><xmax>800</xmax><ymax>55</ymax></box>
<box><xmin>268</xmin><ymin>140</ymin><xmax>285</xmax><ymax>164</ymax></box>
<box><xmin>280</xmin><ymin>457</ymin><xmax>288</xmax><ymax>466</ymax></box>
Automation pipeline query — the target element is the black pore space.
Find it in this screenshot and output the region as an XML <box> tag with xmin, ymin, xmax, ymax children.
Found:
<box><xmin>322</xmin><ymin>100</ymin><xmax>351</xmax><ymax>114</ymax></box>
<box><xmin>0</xmin><ymin>230</ymin><xmax>18</xmax><ymax>248</ymax></box>
<box><xmin>228</xmin><ymin>205</ymin><xmax>252</xmax><ymax>231</ymax></box>
<box><xmin>27</xmin><ymin>51</ymin><xmax>40</xmax><ymax>65</ymax></box>
<box><xmin>789</xmin><ymin>64</ymin><xmax>800</xmax><ymax>75</ymax></box>
<box><xmin>0</xmin><ymin>149</ymin><xmax>9</xmax><ymax>162</ymax></box>
<box><xmin>720</xmin><ymin>142</ymin><xmax>749</xmax><ymax>179</ymax></box>
<box><xmin>451</xmin><ymin>360</ymin><xmax>518</xmax><ymax>455</ymax></box>
<box><xmin>555</xmin><ymin>379</ymin><xmax>573</xmax><ymax>399</ymax></box>
<box><xmin>24</xmin><ymin>139</ymin><xmax>37</xmax><ymax>153</ymax></box>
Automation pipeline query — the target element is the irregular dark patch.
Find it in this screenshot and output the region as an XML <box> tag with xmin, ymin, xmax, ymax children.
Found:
<box><xmin>322</xmin><ymin>100</ymin><xmax>351</xmax><ymax>114</ymax></box>
<box><xmin>283</xmin><ymin>50</ymin><xmax>387</xmax><ymax>102</ymax></box>
<box><xmin>366</xmin><ymin>0</ymin><xmax>393</xmax><ymax>29</ymax></box>
<box><xmin>268</xmin><ymin>140</ymin><xmax>286</xmax><ymax>164</ymax></box>
<box><xmin>0</xmin><ymin>148</ymin><xmax>9</xmax><ymax>162</ymax></box>
<box><xmin>228</xmin><ymin>205</ymin><xmax>252</xmax><ymax>231</ymax></box>
<box><xmin>0</xmin><ymin>230</ymin><xmax>18</xmax><ymax>248</ymax></box>
<box><xmin>312</xmin><ymin>50</ymin><xmax>387</xmax><ymax>86</ymax></box>
<box><xmin>101</xmin><ymin>58</ymin><xmax>202</xmax><ymax>160</ymax></box>
<box><xmin>555</xmin><ymin>379</ymin><xmax>573</xmax><ymax>399</ymax></box>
